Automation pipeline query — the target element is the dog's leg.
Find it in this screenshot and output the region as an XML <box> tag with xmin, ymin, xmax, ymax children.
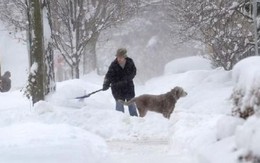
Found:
<box><xmin>162</xmin><ymin>106</ymin><xmax>174</xmax><ymax>119</ymax></box>
<box><xmin>138</xmin><ymin>107</ymin><xmax>148</xmax><ymax>117</ymax></box>
<box><xmin>162</xmin><ymin>112</ymin><xmax>168</xmax><ymax>118</ymax></box>
<box><xmin>162</xmin><ymin>111</ymin><xmax>171</xmax><ymax>119</ymax></box>
<box><xmin>167</xmin><ymin>107</ymin><xmax>174</xmax><ymax>119</ymax></box>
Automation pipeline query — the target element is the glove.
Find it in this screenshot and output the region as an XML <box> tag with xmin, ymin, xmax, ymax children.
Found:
<box><xmin>102</xmin><ymin>84</ymin><xmax>109</xmax><ymax>91</ymax></box>
<box><xmin>102</xmin><ymin>78</ymin><xmax>110</xmax><ymax>91</ymax></box>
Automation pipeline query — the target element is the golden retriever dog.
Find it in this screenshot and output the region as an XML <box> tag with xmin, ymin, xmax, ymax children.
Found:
<box><xmin>119</xmin><ymin>86</ymin><xmax>187</xmax><ymax>119</ymax></box>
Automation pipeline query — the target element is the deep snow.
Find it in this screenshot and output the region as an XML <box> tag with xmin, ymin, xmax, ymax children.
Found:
<box><xmin>2</xmin><ymin>54</ymin><xmax>260</xmax><ymax>163</ymax></box>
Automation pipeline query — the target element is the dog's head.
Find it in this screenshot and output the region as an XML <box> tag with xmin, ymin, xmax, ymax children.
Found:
<box><xmin>171</xmin><ymin>86</ymin><xmax>187</xmax><ymax>99</ymax></box>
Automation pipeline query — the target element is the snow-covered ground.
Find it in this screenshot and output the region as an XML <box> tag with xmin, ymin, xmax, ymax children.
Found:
<box><xmin>2</xmin><ymin>54</ymin><xmax>260</xmax><ymax>163</ymax></box>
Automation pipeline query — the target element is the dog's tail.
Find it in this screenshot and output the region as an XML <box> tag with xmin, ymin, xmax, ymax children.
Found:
<box><xmin>118</xmin><ymin>98</ymin><xmax>135</xmax><ymax>106</ymax></box>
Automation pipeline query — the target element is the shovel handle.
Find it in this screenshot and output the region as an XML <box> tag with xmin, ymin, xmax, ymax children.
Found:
<box><xmin>75</xmin><ymin>89</ymin><xmax>103</xmax><ymax>99</ymax></box>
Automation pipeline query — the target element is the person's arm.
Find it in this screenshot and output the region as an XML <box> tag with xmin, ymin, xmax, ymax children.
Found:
<box><xmin>124</xmin><ymin>58</ymin><xmax>136</xmax><ymax>81</ymax></box>
<box><xmin>102</xmin><ymin>62</ymin><xmax>115</xmax><ymax>90</ymax></box>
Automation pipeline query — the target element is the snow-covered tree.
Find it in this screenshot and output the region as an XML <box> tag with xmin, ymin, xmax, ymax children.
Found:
<box><xmin>43</xmin><ymin>0</ymin><xmax>56</xmax><ymax>95</ymax></box>
<box><xmin>24</xmin><ymin>0</ymin><xmax>45</xmax><ymax>104</ymax></box>
<box><xmin>48</xmin><ymin>0</ymin><xmax>140</xmax><ymax>78</ymax></box>
<box><xmin>0</xmin><ymin>0</ymin><xmax>56</xmax><ymax>102</ymax></box>
<box><xmin>0</xmin><ymin>0</ymin><xmax>27</xmax><ymax>41</ymax></box>
<box><xmin>167</xmin><ymin>0</ymin><xmax>256</xmax><ymax>70</ymax></box>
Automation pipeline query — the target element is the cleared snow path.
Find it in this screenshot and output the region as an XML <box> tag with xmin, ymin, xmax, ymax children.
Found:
<box><xmin>108</xmin><ymin>138</ymin><xmax>195</xmax><ymax>163</ymax></box>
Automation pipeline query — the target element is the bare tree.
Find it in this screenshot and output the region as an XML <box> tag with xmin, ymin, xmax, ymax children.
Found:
<box><xmin>0</xmin><ymin>0</ymin><xmax>27</xmax><ymax>41</ymax></box>
<box><xmin>48</xmin><ymin>0</ymin><xmax>140</xmax><ymax>78</ymax></box>
<box><xmin>82</xmin><ymin>0</ymin><xmax>141</xmax><ymax>75</ymax></box>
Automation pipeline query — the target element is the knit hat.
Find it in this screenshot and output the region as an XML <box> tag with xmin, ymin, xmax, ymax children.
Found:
<box><xmin>116</xmin><ymin>48</ymin><xmax>127</xmax><ymax>58</ymax></box>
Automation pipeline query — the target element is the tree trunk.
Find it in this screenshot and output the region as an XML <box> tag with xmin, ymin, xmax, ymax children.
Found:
<box><xmin>83</xmin><ymin>32</ymin><xmax>100</xmax><ymax>74</ymax></box>
<box><xmin>71</xmin><ymin>63</ymin><xmax>80</xmax><ymax>79</ymax></box>
<box><xmin>75</xmin><ymin>64</ymin><xmax>80</xmax><ymax>79</ymax></box>
<box><xmin>26</xmin><ymin>0</ymin><xmax>45</xmax><ymax>104</ymax></box>
<box><xmin>44</xmin><ymin>0</ymin><xmax>56</xmax><ymax>94</ymax></box>
<box><xmin>44</xmin><ymin>42</ymin><xmax>55</xmax><ymax>94</ymax></box>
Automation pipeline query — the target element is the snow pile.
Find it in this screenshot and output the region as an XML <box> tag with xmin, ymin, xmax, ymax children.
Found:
<box><xmin>231</xmin><ymin>56</ymin><xmax>260</xmax><ymax>118</ymax></box>
<box><xmin>0</xmin><ymin>123</ymin><xmax>109</xmax><ymax>163</ymax></box>
<box><xmin>164</xmin><ymin>56</ymin><xmax>212</xmax><ymax>75</ymax></box>
<box><xmin>34</xmin><ymin>100</ymin><xmax>54</xmax><ymax>114</ymax></box>
<box><xmin>193</xmin><ymin>56</ymin><xmax>260</xmax><ymax>163</ymax></box>
<box><xmin>235</xmin><ymin>116</ymin><xmax>260</xmax><ymax>156</ymax></box>
<box><xmin>216</xmin><ymin>115</ymin><xmax>244</xmax><ymax>140</ymax></box>
<box><xmin>47</xmin><ymin>79</ymin><xmax>87</xmax><ymax>108</ymax></box>
<box><xmin>232</xmin><ymin>56</ymin><xmax>260</xmax><ymax>90</ymax></box>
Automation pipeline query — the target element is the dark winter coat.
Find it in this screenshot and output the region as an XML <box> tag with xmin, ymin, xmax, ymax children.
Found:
<box><xmin>103</xmin><ymin>57</ymin><xmax>136</xmax><ymax>100</ymax></box>
<box><xmin>0</xmin><ymin>71</ymin><xmax>11</xmax><ymax>92</ymax></box>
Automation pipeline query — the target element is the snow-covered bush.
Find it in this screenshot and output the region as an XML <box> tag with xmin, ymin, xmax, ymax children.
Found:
<box><xmin>231</xmin><ymin>56</ymin><xmax>260</xmax><ymax>119</ymax></box>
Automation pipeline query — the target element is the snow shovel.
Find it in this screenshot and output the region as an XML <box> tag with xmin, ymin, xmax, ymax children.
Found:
<box><xmin>75</xmin><ymin>88</ymin><xmax>103</xmax><ymax>100</ymax></box>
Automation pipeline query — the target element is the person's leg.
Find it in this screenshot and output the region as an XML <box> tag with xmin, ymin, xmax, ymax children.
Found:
<box><xmin>116</xmin><ymin>100</ymin><xmax>125</xmax><ymax>113</ymax></box>
<box><xmin>128</xmin><ymin>101</ymin><xmax>138</xmax><ymax>116</ymax></box>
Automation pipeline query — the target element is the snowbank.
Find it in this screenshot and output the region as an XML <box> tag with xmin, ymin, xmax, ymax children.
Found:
<box><xmin>46</xmin><ymin>79</ymin><xmax>87</xmax><ymax>108</ymax></box>
<box><xmin>235</xmin><ymin>116</ymin><xmax>260</xmax><ymax>156</ymax></box>
<box><xmin>232</xmin><ymin>56</ymin><xmax>260</xmax><ymax>91</ymax></box>
<box><xmin>216</xmin><ymin>116</ymin><xmax>244</xmax><ymax>140</ymax></box>
<box><xmin>0</xmin><ymin>122</ymin><xmax>109</xmax><ymax>163</ymax></box>
<box><xmin>164</xmin><ymin>56</ymin><xmax>212</xmax><ymax>75</ymax></box>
